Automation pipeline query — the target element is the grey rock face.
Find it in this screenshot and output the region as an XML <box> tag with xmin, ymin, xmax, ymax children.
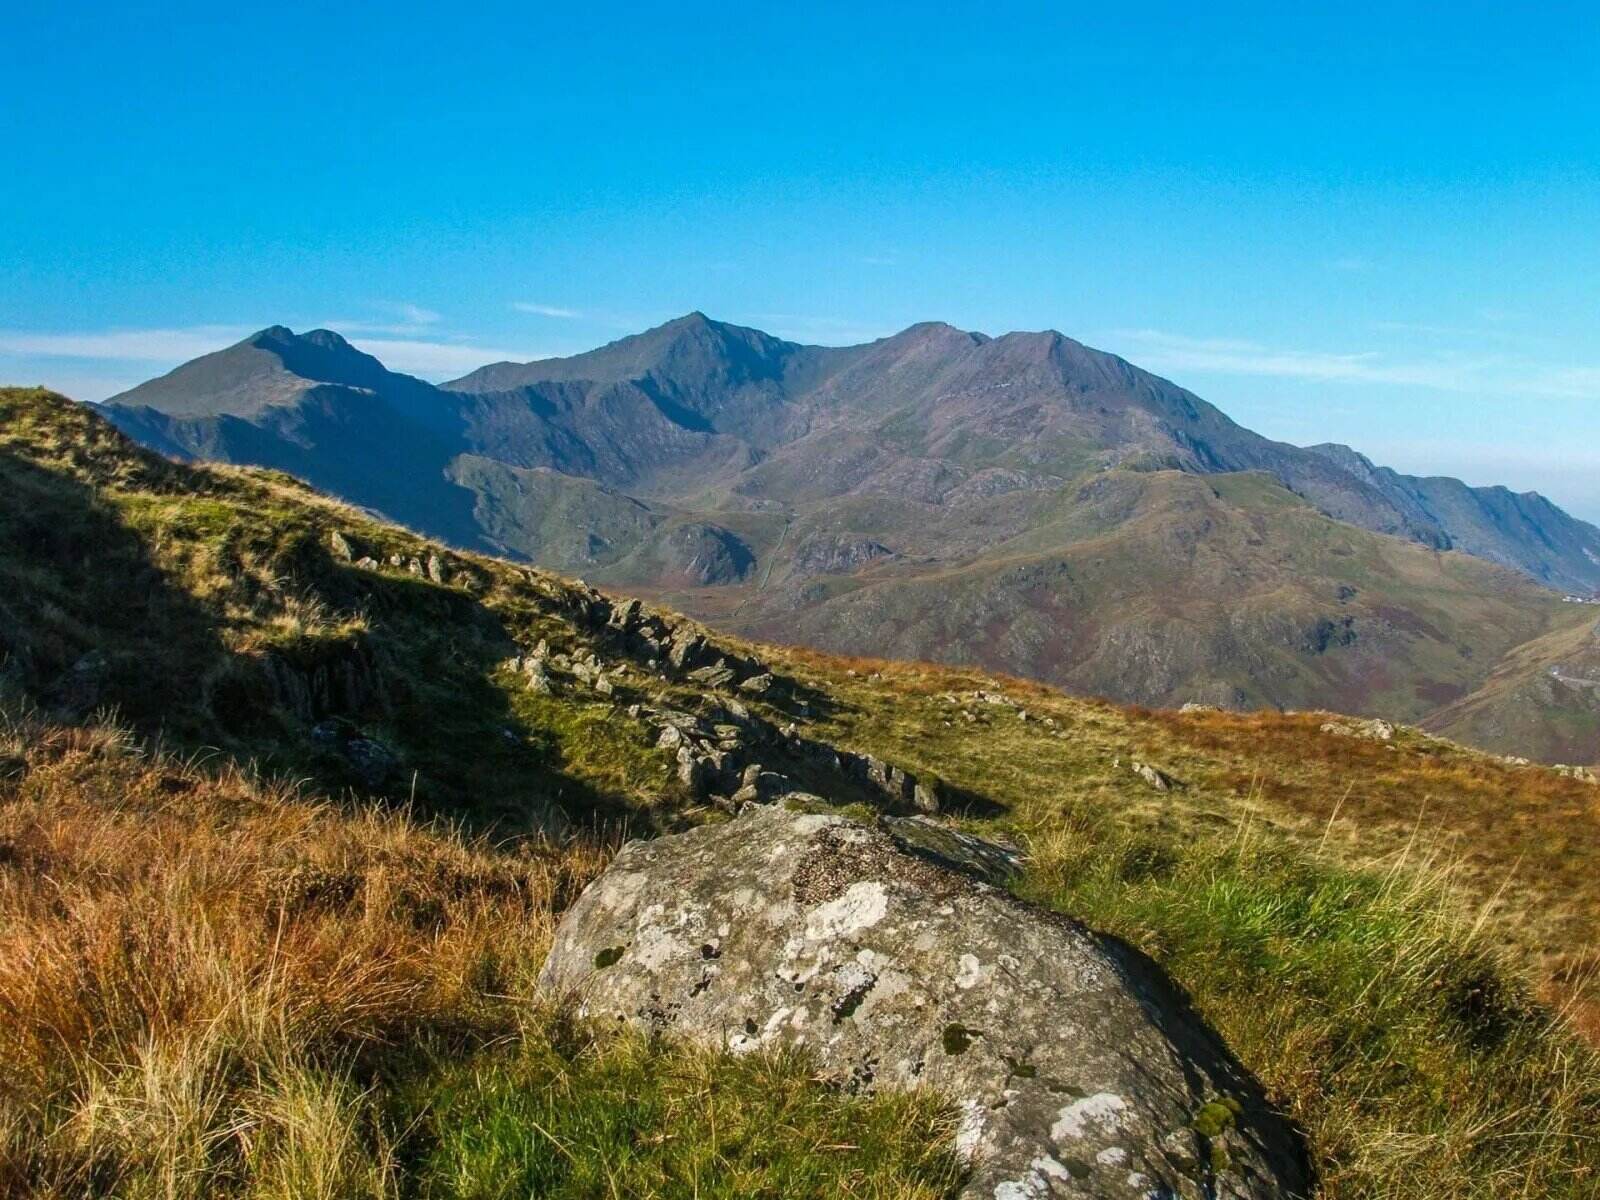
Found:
<box><xmin>541</xmin><ymin>805</ymin><xmax>1308</xmax><ymax>1199</ymax></box>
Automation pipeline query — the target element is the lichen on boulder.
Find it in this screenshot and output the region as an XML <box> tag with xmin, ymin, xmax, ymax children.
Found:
<box><xmin>540</xmin><ymin>805</ymin><xmax>1309</xmax><ymax>1198</ymax></box>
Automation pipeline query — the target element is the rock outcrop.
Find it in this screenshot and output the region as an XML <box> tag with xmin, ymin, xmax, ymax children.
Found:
<box><xmin>1319</xmin><ymin>717</ymin><xmax>1395</xmax><ymax>742</ymax></box>
<box><xmin>542</xmin><ymin>805</ymin><xmax>1309</xmax><ymax>1199</ymax></box>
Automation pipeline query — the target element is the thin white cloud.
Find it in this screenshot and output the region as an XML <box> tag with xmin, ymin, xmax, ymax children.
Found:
<box><xmin>16</xmin><ymin>371</ymin><xmax>153</xmax><ymax>403</ymax></box>
<box><xmin>322</xmin><ymin>302</ymin><xmax>444</xmax><ymax>337</ymax></box>
<box><xmin>0</xmin><ymin>323</ymin><xmax>544</xmax><ymax>389</ymax></box>
<box><xmin>1108</xmin><ymin>328</ymin><xmax>1600</xmax><ymax>401</ymax></box>
<box><xmin>512</xmin><ymin>302</ymin><xmax>582</xmax><ymax>318</ymax></box>
<box><xmin>0</xmin><ymin>325</ymin><xmax>253</xmax><ymax>362</ymax></box>
<box><xmin>380</xmin><ymin>302</ymin><xmax>441</xmax><ymax>326</ymax></box>
<box><xmin>343</xmin><ymin>336</ymin><xmax>542</xmax><ymax>378</ymax></box>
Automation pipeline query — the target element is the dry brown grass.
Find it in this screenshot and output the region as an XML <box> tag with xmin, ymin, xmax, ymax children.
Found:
<box><xmin>1138</xmin><ymin>707</ymin><xmax>1600</xmax><ymax>1025</ymax></box>
<box><xmin>0</xmin><ymin>706</ymin><xmax>610</xmax><ymax>1197</ymax></box>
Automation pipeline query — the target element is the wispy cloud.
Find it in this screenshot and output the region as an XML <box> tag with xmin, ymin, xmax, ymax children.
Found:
<box><xmin>0</xmin><ymin>325</ymin><xmax>254</xmax><ymax>362</ymax></box>
<box><xmin>343</xmin><ymin>336</ymin><xmax>541</xmax><ymax>377</ymax></box>
<box><xmin>382</xmin><ymin>302</ymin><xmax>440</xmax><ymax>326</ymax></box>
<box><xmin>512</xmin><ymin>302</ymin><xmax>582</xmax><ymax>318</ymax></box>
<box><xmin>0</xmin><ymin>321</ymin><xmax>545</xmax><ymax>394</ymax></box>
<box><xmin>323</xmin><ymin>301</ymin><xmax>445</xmax><ymax>337</ymax></box>
<box><xmin>1108</xmin><ymin>328</ymin><xmax>1600</xmax><ymax>400</ymax></box>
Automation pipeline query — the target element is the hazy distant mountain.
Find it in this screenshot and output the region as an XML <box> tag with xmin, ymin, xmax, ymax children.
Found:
<box><xmin>98</xmin><ymin>314</ymin><xmax>1600</xmax><ymax>758</ymax></box>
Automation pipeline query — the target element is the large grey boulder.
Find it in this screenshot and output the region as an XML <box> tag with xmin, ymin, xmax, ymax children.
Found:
<box><xmin>541</xmin><ymin>805</ymin><xmax>1308</xmax><ymax>1199</ymax></box>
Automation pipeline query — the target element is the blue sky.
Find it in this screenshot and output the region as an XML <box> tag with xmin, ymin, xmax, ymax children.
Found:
<box><xmin>4</xmin><ymin>2</ymin><xmax>1598</xmax><ymax>519</ymax></box>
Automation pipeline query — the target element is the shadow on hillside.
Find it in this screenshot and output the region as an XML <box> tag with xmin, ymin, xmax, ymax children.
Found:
<box><xmin>0</xmin><ymin>451</ymin><xmax>232</xmax><ymax>734</ymax></box>
<box><xmin>321</xmin><ymin>562</ymin><xmax>656</xmax><ymax>837</ymax></box>
<box><xmin>929</xmin><ymin>778</ymin><xmax>1008</xmax><ymax>820</ymax></box>
<box><xmin>1092</xmin><ymin>927</ymin><xmax>1315</xmax><ymax>1194</ymax></box>
<box><xmin>0</xmin><ymin>447</ymin><xmax>656</xmax><ymax>840</ymax></box>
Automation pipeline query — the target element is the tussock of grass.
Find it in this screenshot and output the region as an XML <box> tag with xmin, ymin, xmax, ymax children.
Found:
<box><xmin>1022</xmin><ymin>817</ymin><xmax>1599</xmax><ymax>1197</ymax></box>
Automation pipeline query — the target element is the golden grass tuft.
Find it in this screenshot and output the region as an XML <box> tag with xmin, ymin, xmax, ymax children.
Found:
<box><xmin>0</xmin><ymin>706</ymin><xmax>609</xmax><ymax>1198</ymax></box>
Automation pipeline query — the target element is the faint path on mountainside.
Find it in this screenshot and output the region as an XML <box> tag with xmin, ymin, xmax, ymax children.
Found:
<box><xmin>734</xmin><ymin>515</ymin><xmax>792</xmax><ymax>618</ymax></box>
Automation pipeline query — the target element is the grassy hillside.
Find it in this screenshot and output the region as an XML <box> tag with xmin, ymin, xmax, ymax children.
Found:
<box><xmin>3</xmin><ymin>387</ymin><xmax>1600</xmax><ymax>1198</ymax></box>
<box><xmin>645</xmin><ymin>468</ymin><xmax>1596</xmax><ymax>744</ymax></box>
<box><xmin>1425</xmin><ymin>613</ymin><xmax>1600</xmax><ymax>766</ymax></box>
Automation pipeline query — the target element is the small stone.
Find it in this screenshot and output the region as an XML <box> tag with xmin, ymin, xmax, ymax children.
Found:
<box><xmin>667</xmin><ymin>631</ymin><xmax>708</xmax><ymax>671</ymax></box>
<box><xmin>344</xmin><ymin>738</ymin><xmax>397</xmax><ymax>786</ymax></box>
<box><xmin>610</xmin><ymin>597</ymin><xmax>641</xmax><ymax>630</ymax></box>
<box><xmin>688</xmin><ymin>661</ymin><xmax>736</xmax><ymax>688</ymax></box>
<box><xmin>676</xmin><ymin>755</ymin><xmax>706</xmax><ymax>794</ymax></box>
<box><xmin>328</xmin><ymin>530</ymin><xmax>355</xmax><ymax>561</ymax></box>
<box><xmin>426</xmin><ymin>553</ymin><xmax>448</xmax><ymax>584</ymax></box>
<box><xmin>738</xmin><ymin>673</ymin><xmax>775</xmax><ymax>696</ymax></box>
<box><xmin>755</xmin><ymin>771</ymin><xmax>790</xmax><ymax>799</ymax></box>
<box><xmin>1130</xmin><ymin>760</ymin><xmax>1182</xmax><ymax>791</ymax></box>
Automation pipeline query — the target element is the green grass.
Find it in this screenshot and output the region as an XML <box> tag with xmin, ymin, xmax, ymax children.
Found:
<box><xmin>400</xmin><ymin>1028</ymin><xmax>960</xmax><ymax>1200</ymax></box>
<box><xmin>1021</xmin><ymin>819</ymin><xmax>1598</xmax><ymax>1197</ymax></box>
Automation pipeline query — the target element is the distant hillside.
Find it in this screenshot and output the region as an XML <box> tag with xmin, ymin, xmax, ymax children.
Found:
<box><xmin>99</xmin><ymin>316</ymin><xmax>1600</xmax><ymax>758</ymax></box>
<box><xmin>4</xmin><ymin>385</ymin><xmax>1600</xmax><ymax>1198</ymax></box>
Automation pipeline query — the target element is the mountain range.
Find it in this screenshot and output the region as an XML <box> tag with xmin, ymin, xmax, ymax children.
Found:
<box><xmin>101</xmin><ymin>314</ymin><xmax>1600</xmax><ymax>762</ymax></box>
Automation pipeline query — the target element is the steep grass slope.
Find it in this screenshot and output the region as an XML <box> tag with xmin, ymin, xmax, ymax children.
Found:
<box><xmin>3</xmin><ymin>387</ymin><xmax>1600</xmax><ymax>1198</ymax></box>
